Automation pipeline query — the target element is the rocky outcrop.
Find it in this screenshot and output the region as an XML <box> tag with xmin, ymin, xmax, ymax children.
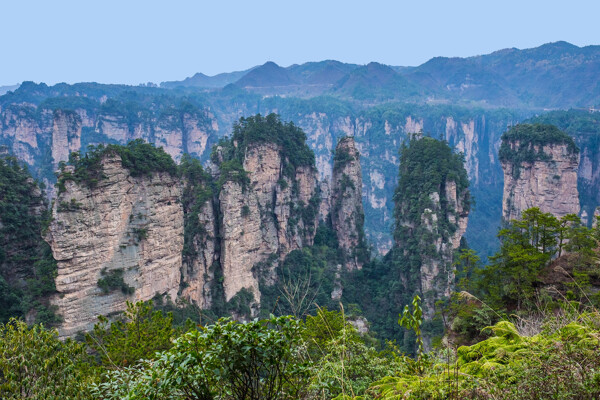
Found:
<box><xmin>500</xmin><ymin>125</ymin><xmax>580</xmax><ymax>221</ymax></box>
<box><xmin>416</xmin><ymin>181</ymin><xmax>469</xmax><ymax>319</ymax></box>
<box><xmin>51</xmin><ymin>110</ymin><xmax>81</xmax><ymax>166</ymax></box>
<box><xmin>45</xmin><ymin>155</ymin><xmax>183</xmax><ymax>337</ymax></box>
<box><xmin>393</xmin><ymin>137</ymin><xmax>470</xmax><ymax>320</ymax></box>
<box><xmin>180</xmin><ymin>177</ymin><xmax>218</xmax><ymax>309</ymax></box>
<box><xmin>330</xmin><ymin>137</ymin><xmax>366</xmax><ymax>270</ymax></box>
<box><xmin>218</xmin><ymin>143</ymin><xmax>319</xmax><ymax>306</ymax></box>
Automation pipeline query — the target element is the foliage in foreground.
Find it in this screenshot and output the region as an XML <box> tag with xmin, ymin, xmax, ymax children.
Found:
<box><xmin>373</xmin><ymin>311</ymin><xmax>600</xmax><ymax>399</ymax></box>
<box><xmin>0</xmin><ymin>319</ymin><xmax>92</xmax><ymax>400</ymax></box>
<box><xmin>4</xmin><ymin>298</ymin><xmax>600</xmax><ymax>399</ymax></box>
<box><xmin>91</xmin><ymin>315</ymin><xmax>309</xmax><ymax>400</ymax></box>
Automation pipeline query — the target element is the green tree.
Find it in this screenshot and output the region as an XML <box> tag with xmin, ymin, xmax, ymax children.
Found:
<box><xmin>454</xmin><ymin>248</ymin><xmax>481</xmax><ymax>292</ymax></box>
<box><xmin>399</xmin><ymin>295</ymin><xmax>425</xmax><ymax>371</ymax></box>
<box><xmin>0</xmin><ymin>155</ymin><xmax>59</xmax><ymax>324</ymax></box>
<box><xmin>86</xmin><ymin>300</ymin><xmax>176</xmax><ymax>367</ymax></box>
<box><xmin>302</xmin><ymin>307</ymin><xmax>400</xmax><ymax>399</ymax></box>
<box><xmin>557</xmin><ymin>213</ymin><xmax>580</xmax><ymax>257</ymax></box>
<box><xmin>92</xmin><ymin>315</ymin><xmax>309</xmax><ymax>400</ymax></box>
<box><xmin>0</xmin><ymin>319</ymin><xmax>92</xmax><ymax>399</ymax></box>
<box><xmin>478</xmin><ymin>211</ymin><xmax>554</xmax><ymax>309</ymax></box>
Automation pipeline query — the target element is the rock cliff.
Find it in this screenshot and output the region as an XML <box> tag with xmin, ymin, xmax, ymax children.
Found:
<box><xmin>179</xmin><ymin>158</ymin><xmax>218</xmax><ymax>309</ymax></box>
<box><xmin>218</xmin><ymin>141</ymin><xmax>319</xmax><ymax>307</ymax></box>
<box><xmin>500</xmin><ymin>124</ymin><xmax>580</xmax><ymax>221</ymax></box>
<box><xmin>330</xmin><ymin>137</ymin><xmax>367</xmax><ymax>270</ymax></box>
<box><xmin>51</xmin><ymin>110</ymin><xmax>81</xmax><ymax>166</ymax></box>
<box><xmin>45</xmin><ymin>154</ymin><xmax>183</xmax><ymax>337</ymax></box>
<box><xmin>0</xmin><ymin>102</ymin><xmax>219</xmax><ymax>183</ymax></box>
<box><xmin>40</xmin><ymin>115</ymin><xmax>327</xmax><ymax>334</ymax></box>
<box><xmin>393</xmin><ymin>137</ymin><xmax>470</xmax><ymax>319</ymax></box>
<box><xmin>0</xmin><ymin>90</ymin><xmax>525</xmax><ymax>259</ymax></box>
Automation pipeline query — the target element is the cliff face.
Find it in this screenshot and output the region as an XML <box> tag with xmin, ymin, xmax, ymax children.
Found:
<box><xmin>330</xmin><ymin>137</ymin><xmax>366</xmax><ymax>270</ymax></box>
<box><xmin>51</xmin><ymin>110</ymin><xmax>81</xmax><ymax>166</ymax></box>
<box><xmin>45</xmin><ymin>155</ymin><xmax>183</xmax><ymax>337</ymax></box>
<box><xmin>0</xmin><ymin>104</ymin><xmax>219</xmax><ymax>182</ymax></box>
<box><xmin>0</xmin><ymin>97</ymin><xmax>524</xmax><ymax>258</ymax></box>
<box><xmin>219</xmin><ymin>143</ymin><xmax>319</xmax><ymax>306</ymax></box>
<box><xmin>415</xmin><ymin>182</ymin><xmax>469</xmax><ymax>319</ymax></box>
<box><xmin>500</xmin><ymin>125</ymin><xmax>580</xmax><ymax>221</ymax></box>
<box><xmin>272</xmin><ymin>109</ymin><xmax>519</xmax><ymax>257</ymax></box>
<box><xmin>393</xmin><ymin>137</ymin><xmax>470</xmax><ymax>320</ymax></box>
<box><xmin>95</xmin><ymin>109</ymin><xmax>218</xmax><ymax>163</ymax></box>
<box><xmin>180</xmin><ymin>174</ymin><xmax>218</xmax><ymax>309</ymax></box>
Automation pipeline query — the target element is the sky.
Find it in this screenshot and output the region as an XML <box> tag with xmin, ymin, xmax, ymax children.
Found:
<box><xmin>1</xmin><ymin>0</ymin><xmax>599</xmax><ymax>87</ymax></box>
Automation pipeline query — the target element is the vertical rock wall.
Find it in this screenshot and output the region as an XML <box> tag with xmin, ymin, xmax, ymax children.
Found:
<box><xmin>500</xmin><ymin>126</ymin><xmax>580</xmax><ymax>221</ymax></box>
<box><xmin>51</xmin><ymin>110</ymin><xmax>81</xmax><ymax>166</ymax></box>
<box><xmin>180</xmin><ymin>187</ymin><xmax>218</xmax><ymax>309</ymax></box>
<box><xmin>330</xmin><ymin>137</ymin><xmax>366</xmax><ymax>270</ymax></box>
<box><xmin>218</xmin><ymin>143</ymin><xmax>319</xmax><ymax>306</ymax></box>
<box><xmin>45</xmin><ymin>156</ymin><xmax>183</xmax><ymax>337</ymax></box>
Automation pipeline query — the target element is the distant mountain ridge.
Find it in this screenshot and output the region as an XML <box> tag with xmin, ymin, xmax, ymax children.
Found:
<box><xmin>0</xmin><ymin>84</ymin><xmax>20</xmax><ymax>96</ymax></box>
<box><xmin>160</xmin><ymin>41</ymin><xmax>600</xmax><ymax>109</ymax></box>
<box><xmin>2</xmin><ymin>40</ymin><xmax>600</xmax><ymax>259</ymax></box>
<box><xmin>161</xmin><ymin>68</ymin><xmax>255</xmax><ymax>88</ymax></box>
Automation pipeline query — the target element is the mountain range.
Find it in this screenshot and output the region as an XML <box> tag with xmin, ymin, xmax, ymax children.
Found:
<box><xmin>159</xmin><ymin>41</ymin><xmax>600</xmax><ymax>109</ymax></box>
<box><xmin>1</xmin><ymin>41</ymin><xmax>600</xmax><ymax>260</ymax></box>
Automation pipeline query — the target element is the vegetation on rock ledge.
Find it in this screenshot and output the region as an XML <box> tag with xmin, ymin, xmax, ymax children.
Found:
<box><xmin>499</xmin><ymin>123</ymin><xmax>579</xmax><ymax>178</ymax></box>
<box><xmin>57</xmin><ymin>139</ymin><xmax>178</xmax><ymax>193</ymax></box>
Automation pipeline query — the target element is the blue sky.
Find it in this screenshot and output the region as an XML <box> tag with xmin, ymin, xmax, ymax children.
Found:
<box><xmin>1</xmin><ymin>0</ymin><xmax>598</xmax><ymax>86</ymax></box>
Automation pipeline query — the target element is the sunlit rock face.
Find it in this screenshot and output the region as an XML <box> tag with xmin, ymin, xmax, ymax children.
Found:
<box><xmin>45</xmin><ymin>155</ymin><xmax>183</xmax><ymax>337</ymax></box>
<box><xmin>501</xmin><ymin>129</ymin><xmax>580</xmax><ymax>221</ymax></box>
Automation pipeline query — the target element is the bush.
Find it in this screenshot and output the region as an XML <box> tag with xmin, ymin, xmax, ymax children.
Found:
<box><xmin>92</xmin><ymin>315</ymin><xmax>310</xmax><ymax>399</ymax></box>
<box><xmin>86</xmin><ymin>300</ymin><xmax>176</xmax><ymax>367</ymax></box>
<box><xmin>57</xmin><ymin>139</ymin><xmax>177</xmax><ymax>193</ymax></box>
<box><xmin>0</xmin><ymin>319</ymin><xmax>93</xmax><ymax>399</ymax></box>
<box><xmin>97</xmin><ymin>268</ymin><xmax>134</xmax><ymax>295</ymax></box>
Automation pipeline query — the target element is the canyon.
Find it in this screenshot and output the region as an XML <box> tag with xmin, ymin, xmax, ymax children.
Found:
<box><xmin>1</xmin><ymin>42</ymin><xmax>600</xmax><ymax>337</ymax></box>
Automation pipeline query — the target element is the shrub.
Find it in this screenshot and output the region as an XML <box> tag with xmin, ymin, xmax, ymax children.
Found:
<box><xmin>97</xmin><ymin>268</ymin><xmax>134</xmax><ymax>295</ymax></box>
<box><xmin>92</xmin><ymin>315</ymin><xmax>310</xmax><ymax>399</ymax></box>
<box><xmin>0</xmin><ymin>319</ymin><xmax>93</xmax><ymax>399</ymax></box>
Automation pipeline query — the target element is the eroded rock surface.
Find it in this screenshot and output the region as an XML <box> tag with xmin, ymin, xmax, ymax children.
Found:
<box><xmin>45</xmin><ymin>156</ymin><xmax>183</xmax><ymax>337</ymax></box>
<box><xmin>501</xmin><ymin>140</ymin><xmax>580</xmax><ymax>221</ymax></box>
<box><xmin>330</xmin><ymin>137</ymin><xmax>366</xmax><ymax>270</ymax></box>
<box><xmin>218</xmin><ymin>143</ymin><xmax>319</xmax><ymax>306</ymax></box>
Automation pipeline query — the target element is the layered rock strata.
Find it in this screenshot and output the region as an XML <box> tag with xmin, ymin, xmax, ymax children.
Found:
<box><xmin>51</xmin><ymin>110</ymin><xmax>81</xmax><ymax>166</ymax></box>
<box><xmin>45</xmin><ymin>155</ymin><xmax>183</xmax><ymax>337</ymax></box>
<box><xmin>500</xmin><ymin>126</ymin><xmax>580</xmax><ymax>221</ymax></box>
<box><xmin>180</xmin><ymin>182</ymin><xmax>218</xmax><ymax>309</ymax></box>
<box><xmin>330</xmin><ymin>137</ymin><xmax>366</xmax><ymax>270</ymax></box>
<box><xmin>218</xmin><ymin>143</ymin><xmax>319</xmax><ymax>306</ymax></box>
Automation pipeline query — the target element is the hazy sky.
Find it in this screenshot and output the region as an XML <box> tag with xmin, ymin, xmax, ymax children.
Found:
<box><xmin>1</xmin><ymin>0</ymin><xmax>598</xmax><ymax>86</ymax></box>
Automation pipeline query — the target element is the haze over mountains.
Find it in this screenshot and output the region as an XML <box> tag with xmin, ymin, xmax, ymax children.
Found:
<box><xmin>160</xmin><ymin>41</ymin><xmax>600</xmax><ymax>109</ymax></box>
<box><xmin>1</xmin><ymin>40</ymin><xmax>600</xmax><ymax>260</ymax></box>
